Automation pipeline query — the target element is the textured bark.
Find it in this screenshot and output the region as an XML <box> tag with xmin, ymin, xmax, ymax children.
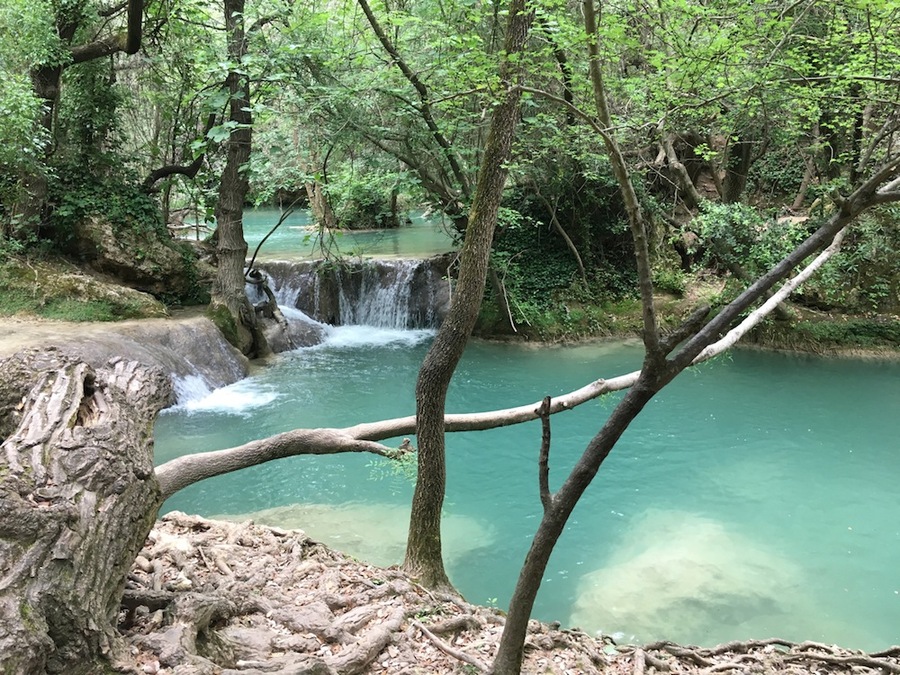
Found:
<box><xmin>722</xmin><ymin>138</ymin><xmax>753</xmax><ymax>204</ymax></box>
<box><xmin>209</xmin><ymin>0</ymin><xmax>267</xmax><ymax>358</ymax></box>
<box><xmin>403</xmin><ymin>0</ymin><xmax>534</xmax><ymax>590</ymax></box>
<box><xmin>307</xmin><ymin>181</ymin><xmax>338</xmax><ymax>229</ymax></box>
<box><xmin>0</xmin><ymin>350</ymin><xmax>172</xmax><ymax>674</ymax></box>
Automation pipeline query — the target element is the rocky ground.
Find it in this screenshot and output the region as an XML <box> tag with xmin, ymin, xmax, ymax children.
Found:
<box><xmin>120</xmin><ymin>513</ymin><xmax>900</xmax><ymax>675</ymax></box>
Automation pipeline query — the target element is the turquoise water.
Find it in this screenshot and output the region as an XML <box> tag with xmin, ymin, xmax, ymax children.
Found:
<box><xmin>240</xmin><ymin>209</ymin><xmax>457</xmax><ymax>260</ymax></box>
<box><xmin>155</xmin><ymin>331</ymin><xmax>900</xmax><ymax>650</ymax></box>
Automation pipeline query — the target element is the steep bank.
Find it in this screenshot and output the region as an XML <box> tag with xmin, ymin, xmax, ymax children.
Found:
<box><xmin>0</xmin><ymin>311</ymin><xmax>249</xmax><ymax>395</ymax></box>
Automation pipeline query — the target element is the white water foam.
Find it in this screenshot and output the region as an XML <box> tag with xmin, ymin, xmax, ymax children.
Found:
<box><xmin>167</xmin><ymin>379</ymin><xmax>279</xmax><ymax>415</ymax></box>
<box><xmin>280</xmin><ymin>304</ymin><xmax>327</xmax><ymax>329</ymax></box>
<box><xmin>171</xmin><ymin>374</ymin><xmax>213</xmax><ymax>405</ymax></box>
<box><xmin>320</xmin><ymin>324</ymin><xmax>434</xmax><ymax>349</ymax></box>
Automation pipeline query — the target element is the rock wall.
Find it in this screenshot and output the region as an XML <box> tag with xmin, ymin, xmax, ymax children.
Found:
<box><xmin>0</xmin><ymin>313</ymin><xmax>249</xmax><ymax>401</ymax></box>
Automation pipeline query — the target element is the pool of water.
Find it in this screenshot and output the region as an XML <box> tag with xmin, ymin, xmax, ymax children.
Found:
<box><xmin>238</xmin><ymin>209</ymin><xmax>457</xmax><ymax>260</ymax></box>
<box><xmin>155</xmin><ymin>330</ymin><xmax>900</xmax><ymax>650</ymax></box>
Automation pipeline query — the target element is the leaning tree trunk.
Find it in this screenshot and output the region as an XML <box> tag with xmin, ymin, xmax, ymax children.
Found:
<box><xmin>0</xmin><ymin>349</ymin><xmax>172</xmax><ymax>674</ymax></box>
<box><xmin>209</xmin><ymin>0</ymin><xmax>267</xmax><ymax>358</ymax></box>
<box><xmin>404</xmin><ymin>0</ymin><xmax>534</xmax><ymax>589</ymax></box>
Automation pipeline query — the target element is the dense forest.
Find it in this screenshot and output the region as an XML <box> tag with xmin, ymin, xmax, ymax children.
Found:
<box><xmin>1</xmin><ymin>0</ymin><xmax>898</xmax><ymax>349</ymax></box>
<box><xmin>1</xmin><ymin>0</ymin><xmax>900</xmax><ymax>672</ymax></box>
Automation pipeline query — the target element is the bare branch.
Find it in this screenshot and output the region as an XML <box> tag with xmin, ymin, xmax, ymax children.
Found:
<box><xmin>672</xmin><ymin>154</ymin><xmax>900</xmax><ymax>369</ymax></box>
<box><xmin>156</xmin><ymin>430</ymin><xmax>396</xmax><ymax>499</ymax></box>
<box><xmin>537</xmin><ymin>396</ymin><xmax>552</xmax><ymax>513</ymax></box>
<box><xmin>694</xmin><ymin>228</ymin><xmax>847</xmax><ymax>360</ymax></box>
<box><xmin>412</xmin><ymin>620</ymin><xmax>489</xmax><ymax>672</ymax></box>
<box><xmin>662</xmin><ymin>134</ymin><xmax>703</xmax><ymax>210</ymax></box>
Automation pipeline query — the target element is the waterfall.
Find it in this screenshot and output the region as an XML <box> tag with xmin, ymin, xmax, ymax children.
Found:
<box><xmin>257</xmin><ymin>256</ymin><xmax>451</xmax><ymax>330</ymax></box>
<box><xmin>338</xmin><ymin>262</ymin><xmax>416</xmax><ymax>328</ymax></box>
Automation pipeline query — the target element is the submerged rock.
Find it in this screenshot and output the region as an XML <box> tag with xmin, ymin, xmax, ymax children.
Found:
<box><xmin>213</xmin><ymin>501</ymin><xmax>495</xmax><ymax>573</ymax></box>
<box><xmin>570</xmin><ymin>509</ymin><xmax>830</xmax><ymax>644</ymax></box>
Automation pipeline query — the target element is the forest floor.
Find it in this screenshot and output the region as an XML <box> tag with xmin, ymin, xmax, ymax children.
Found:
<box><xmin>120</xmin><ymin>512</ymin><xmax>900</xmax><ymax>675</ymax></box>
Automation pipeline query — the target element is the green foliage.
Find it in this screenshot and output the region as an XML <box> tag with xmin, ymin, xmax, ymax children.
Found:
<box><xmin>746</xmin><ymin>136</ymin><xmax>809</xmax><ymax>200</ymax></box>
<box><xmin>34</xmin><ymin>298</ymin><xmax>146</xmax><ymax>321</ymax></box>
<box><xmin>57</xmin><ymin>59</ymin><xmax>124</xmax><ymax>160</ymax></box>
<box><xmin>692</xmin><ymin>202</ymin><xmax>791</xmax><ymax>276</ymax></box>
<box><xmin>796</xmin><ymin>206</ymin><xmax>900</xmax><ymax>312</ymax></box>
<box><xmin>367</xmin><ymin>450</ymin><xmax>418</xmax><ymax>485</ymax></box>
<box><xmin>693</xmin><ymin>202</ymin><xmax>900</xmax><ymax>313</ymax></box>
<box><xmin>50</xmin><ymin>167</ymin><xmax>167</xmax><ymax>246</ymax></box>
<box><xmin>652</xmin><ymin>267</ymin><xmax>687</xmax><ymax>297</ymax></box>
<box><xmin>331</xmin><ymin>171</ymin><xmax>406</xmax><ymax>230</ymax></box>
<box><xmin>0</xmin><ymin>76</ymin><xmax>47</xmax><ymax>171</ymax></box>
<box><xmin>793</xmin><ymin>318</ymin><xmax>900</xmax><ymax>348</ymax></box>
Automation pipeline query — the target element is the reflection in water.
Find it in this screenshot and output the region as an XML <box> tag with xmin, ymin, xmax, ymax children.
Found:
<box><xmin>215</xmin><ymin>502</ymin><xmax>495</xmax><ymax>573</ymax></box>
<box><xmin>570</xmin><ymin>509</ymin><xmax>865</xmax><ymax>645</ymax></box>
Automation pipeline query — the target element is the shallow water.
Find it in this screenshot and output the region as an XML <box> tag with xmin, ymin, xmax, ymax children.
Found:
<box><xmin>155</xmin><ymin>331</ymin><xmax>900</xmax><ymax>650</ymax></box>
<box><xmin>239</xmin><ymin>209</ymin><xmax>456</xmax><ymax>260</ymax></box>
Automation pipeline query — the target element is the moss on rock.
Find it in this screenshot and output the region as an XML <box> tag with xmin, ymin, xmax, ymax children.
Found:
<box><xmin>0</xmin><ymin>257</ymin><xmax>167</xmax><ymax>321</ymax></box>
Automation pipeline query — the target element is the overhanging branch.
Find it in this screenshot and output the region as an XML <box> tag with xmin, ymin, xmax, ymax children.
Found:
<box><xmin>154</xmin><ymin>223</ymin><xmax>860</xmax><ymax>501</ymax></box>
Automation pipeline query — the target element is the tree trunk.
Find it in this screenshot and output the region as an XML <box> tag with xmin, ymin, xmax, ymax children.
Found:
<box><xmin>403</xmin><ymin>0</ymin><xmax>534</xmax><ymax>590</ymax></box>
<box><xmin>490</xmin><ymin>378</ymin><xmax>669</xmax><ymax>675</ymax></box>
<box><xmin>723</xmin><ymin>138</ymin><xmax>753</xmax><ymax>204</ymax></box>
<box><xmin>0</xmin><ymin>350</ymin><xmax>172</xmax><ymax>674</ymax></box>
<box><xmin>209</xmin><ymin>0</ymin><xmax>267</xmax><ymax>358</ymax></box>
<box><xmin>488</xmin><ymin>266</ymin><xmax>517</xmax><ymax>334</ymax></box>
<box><xmin>306</xmin><ymin>181</ymin><xmax>337</xmax><ymax>229</ymax></box>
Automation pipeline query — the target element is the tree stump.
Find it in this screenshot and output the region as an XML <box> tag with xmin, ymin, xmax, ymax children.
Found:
<box><xmin>0</xmin><ymin>349</ymin><xmax>172</xmax><ymax>674</ymax></box>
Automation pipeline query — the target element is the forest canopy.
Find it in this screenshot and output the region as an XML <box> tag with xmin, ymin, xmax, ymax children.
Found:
<box><xmin>1</xmin><ymin>0</ymin><xmax>898</xmax><ymax>338</ymax></box>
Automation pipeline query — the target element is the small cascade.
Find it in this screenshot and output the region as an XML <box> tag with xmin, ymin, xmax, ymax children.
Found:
<box><xmin>257</xmin><ymin>256</ymin><xmax>451</xmax><ymax>330</ymax></box>
<box><xmin>171</xmin><ymin>374</ymin><xmax>213</xmax><ymax>403</ymax></box>
<box><xmin>338</xmin><ymin>262</ymin><xmax>416</xmax><ymax>328</ymax></box>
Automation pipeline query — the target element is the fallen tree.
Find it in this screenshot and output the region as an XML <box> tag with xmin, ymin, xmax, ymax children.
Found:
<box><xmin>0</xmin><ymin>349</ymin><xmax>172</xmax><ymax>674</ymax></box>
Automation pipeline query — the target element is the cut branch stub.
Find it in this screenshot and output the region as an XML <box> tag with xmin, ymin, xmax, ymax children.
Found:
<box><xmin>0</xmin><ymin>350</ymin><xmax>172</xmax><ymax>674</ymax></box>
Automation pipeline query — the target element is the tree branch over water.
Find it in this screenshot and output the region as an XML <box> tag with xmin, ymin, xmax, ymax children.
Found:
<box><xmin>154</xmin><ymin>210</ymin><xmax>863</xmax><ymax>501</ymax></box>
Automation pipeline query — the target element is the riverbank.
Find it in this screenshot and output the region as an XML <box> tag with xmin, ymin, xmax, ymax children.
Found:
<box><xmin>122</xmin><ymin>512</ymin><xmax>900</xmax><ymax>674</ymax></box>
<box><xmin>475</xmin><ymin>286</ymin><xmax>900</xmax><ymax>359</ymax></box>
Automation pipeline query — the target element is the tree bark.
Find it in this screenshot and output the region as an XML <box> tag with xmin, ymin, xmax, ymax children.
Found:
<box><xmin>209</xmin><ymin>0</ymin><xmax>268</xmax><ymax>358</ymax></box>
<box><xmin>722</xmin><ymin>138</ymin><xmax>753</xmax><ymax>204</ymax></box>
<box><xmin>0</xmin><ymin>350</ymin><xmax>171</xmax><ymax>674</ymax></box>
<box><xmin>403</xmin><ymin>0</ymin><xmax>534</xmax><ymax>590</ymax></box>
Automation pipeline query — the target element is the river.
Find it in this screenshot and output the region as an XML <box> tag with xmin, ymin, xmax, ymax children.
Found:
<box><xmin>154</xmin><ymin>323</ymin><xmax>900</xmax><ymax>650</ymax></box>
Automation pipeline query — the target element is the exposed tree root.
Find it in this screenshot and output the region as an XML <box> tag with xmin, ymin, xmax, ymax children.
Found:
<box><xmin>119</xmin><ymin>513</ymin><xmax>900</xmax><ymax>675</ymax></box>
